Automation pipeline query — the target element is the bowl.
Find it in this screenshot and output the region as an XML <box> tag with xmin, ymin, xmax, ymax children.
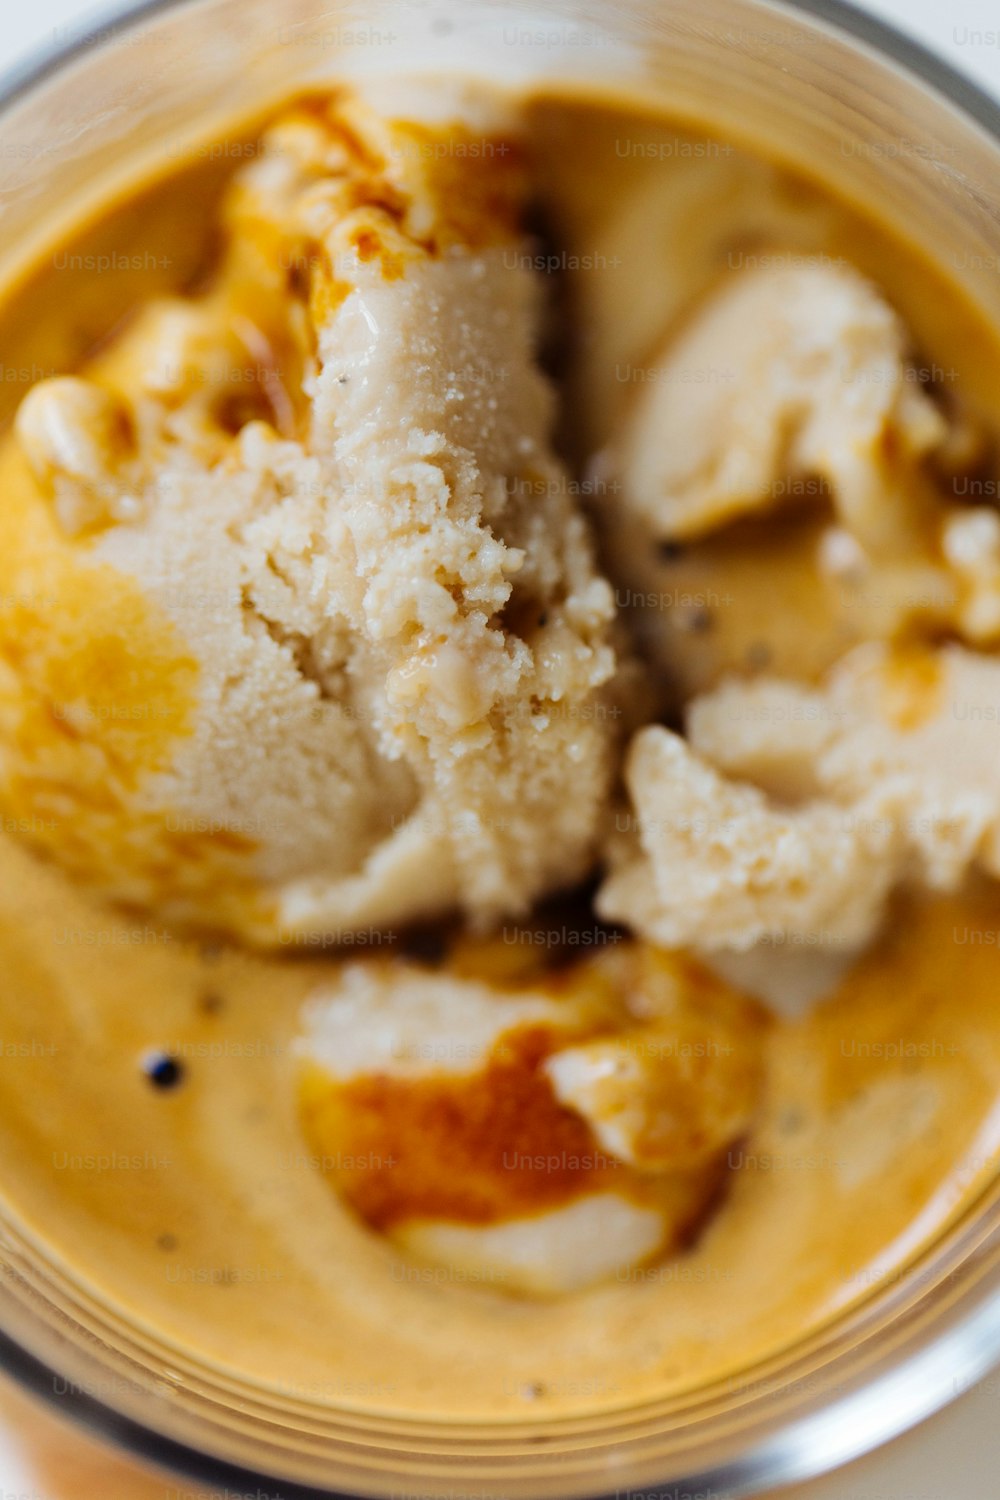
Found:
<box><xmin>2</xmin><ymin>0</ymin><xmax>1000</xmax><ymax>1495</ymax></box>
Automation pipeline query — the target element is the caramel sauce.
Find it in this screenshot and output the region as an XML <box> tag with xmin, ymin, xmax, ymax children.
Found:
<box><xmin>301</xmin><ymin>1024</ymin><xmax>621</xmax><ymax>1230</ymax></box>
<box><xmin>0</xmin><ymin>437</ymin><xmax>269</xmax><ymax>930</ymax></box>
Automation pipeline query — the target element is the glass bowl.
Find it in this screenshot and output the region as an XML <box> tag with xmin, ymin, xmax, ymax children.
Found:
<box><xmin>2</xmin><ymin>0</ymin><xmax>1000</xmax><ymax>1495</ymax></box>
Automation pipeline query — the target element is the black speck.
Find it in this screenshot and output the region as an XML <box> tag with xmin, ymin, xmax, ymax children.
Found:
<box><xmin>400</xmin><ymin>927</ymin><xmax>448</xmax><ymax>965</ymax></box>
<box><xmin>658</xmin><ymin>540</ymin><xmax>684</xmax><ymax>563</ymax></box>
<box><xmin>198</xmin><ymin>941</ymin><xmax>223</xmax><ymax>966</ymax></box>
<box><xmin>198</xmin><ymin>992</ymin><xmax>224</xmax><ymax>1017</ymax></box>
<box><xmin>746</xmin><ymin>641</ymin><xmax>773</xmax><ymax>669</ymax></box>
<box><xmin>538</xmin><ymin>612</ymin><xmax>549</xmax><ymax>628</ymax></box>
<box><xmin>157</xmin><ymin>1233</ymin><xmax>179</xmax><ymax>1253</ymax></box>
<box><xmin>684</xmin><ymin>608</ymin><xmax>714</xmax><ymax>635</ymax></box>
<box><xmin>143</xmin><ymin>1052</ymin><xmax>184</xmax><ymax>1090</ymax></box>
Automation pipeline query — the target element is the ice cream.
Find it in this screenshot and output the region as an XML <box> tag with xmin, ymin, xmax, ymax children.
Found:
<box><xmin>597</xmin><ymin>725</ymin><xmax>898</xmax><ymax>954</ymax></box>
<box><xmin>618</xmin><ymin>260</ymin><xmax>949</xmax><ymax>552</ymax></box>
<box><xmin>599</xmin><ymin>642</ymin><xmax>1000</xmax><ymax>957</ymax></box>
<box><xmin>296</xmin><ymin>939</ymin><xmax>765</xmax><ymax>1295</ymax></box>
<box><xmin>600</xmin><ymin>259</ymin><xmax>990</xmax><ymax>702</ymax></box>
<box><xmin>0</xmin><ymin>90</ymin><xmax>625</xmax><ymax>946</ymax></box>
<box><xmin>591</xmin><ymin>253</ymin><xmax>1000</xmax><ymax>967</ymax></box>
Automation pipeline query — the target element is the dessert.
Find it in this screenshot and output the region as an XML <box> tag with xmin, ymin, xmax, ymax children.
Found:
<box><xmin>616</xmin><ymin>260</ymin><xmax>951</xmax><ymax>553</ymax></box>
<box><xmin>1</xmin><ymin>93</ymin><xmax>625</xmax><ymax>947</ymax></box>
<box><xmin>599</xmin><ymin>640</ymin><xmax>1000</xmax><ymax>957</ymax></box>
<box><xmin>297</xmin><ymin>942</ymin><xmax>764</xmax><ymax>1294</ymax></box>
<box><xmin>0</xmin><ymin>76</ymin><xmax>999</xmax><ymax>1435</ymax></box>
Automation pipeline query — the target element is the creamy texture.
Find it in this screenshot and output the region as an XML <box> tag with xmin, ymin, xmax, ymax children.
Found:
<box><xmin>617</xmin><ymin>260</ymin><xmax>951</xmax><ymax>551</ymax></box>
<box><xmin>602</xmin><ymin>641</ymin><xmax>1000</xmax><ymax>957</ymax></box>
<box><xmin>606</xmin><ymin>258</ymin><xmax>994</xmax><ymax>695</ymax></box>
<box><xmin>296</xmin><ymin>945</ymin><xmax>764</xmax><ymax>1294</ymax></box>
<box><xmin>0</xmin><ymin>82</ymin><xmax>998</xmax><ymax>1429</ymax></box>
<box><xmin>2</xmin><ymin>833</ymin><xmax>1000</xmax><ymax>1414</ymax></box>
<box><xmin>598</xmin><ymin>725</ymin><xmax>899</xmax><ymax>953</ymax></box>
<box><xmin>1</xmin><ymin>92</ymin><xmax>625</xmax><ymax>947</ymax></box>
<box><xmin>528</xmin><ymin>96</ymin><xmax>1000</xmax><ymax>709</ymax></box>
<box><xmin>577</xmin><ymin>112</ymin><xmax>1000</xmax><ymax>967</ymax></box>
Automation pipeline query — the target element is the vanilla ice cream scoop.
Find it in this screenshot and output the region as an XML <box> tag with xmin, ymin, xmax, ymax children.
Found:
<box><xmin>599</xmin><ymin>641</ymin><xmax>1000</xmax><ymax>966</ymax></box>
<box><xmin>600</xmin><ymin>259</ymin><xmax>989</xmax><ymax>701</ymax></box>
<box><xmin>689</xmin><ymin>642</ymin><xmax>1000</xmax><ymax>889</ymax></box>
<box><xmin>0</xmin><ymin>90</ymin><xmax>625</xmax><ymax>945</ymax></box>
<box><xmin>619</xmin><ymin>260</ymin><xmax>948</xmax><ymax>554</ymax></box>
<box><xmin>295</xmin><ymin>941</ymin><xmax>765</xmax><ymax>1295</ymax></box>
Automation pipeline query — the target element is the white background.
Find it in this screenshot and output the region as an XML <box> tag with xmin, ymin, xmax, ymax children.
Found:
<box><xmin>0</xmin><ymin>0</ymin><xmax>999</xmax><ymax>1496</ymax></box>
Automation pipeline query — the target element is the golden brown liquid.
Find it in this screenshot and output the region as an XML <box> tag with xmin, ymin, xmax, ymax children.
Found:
<box><xmin>1</xmin><ymin>87</ymin><xmax>1000</xmax><ymax>1422</ymax></box>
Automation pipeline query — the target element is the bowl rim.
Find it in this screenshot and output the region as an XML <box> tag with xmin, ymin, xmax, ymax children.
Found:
<box><xmin>3</xmin><ymin>0</ymin><xmax>1000</xmax><ymax>1495</ymax></box>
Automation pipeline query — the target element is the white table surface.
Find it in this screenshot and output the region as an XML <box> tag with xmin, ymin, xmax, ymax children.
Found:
<box><xmin>0</xmin><ymin>0</ymin><xmax>999</xmax><ymax>1495</ymax></box>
